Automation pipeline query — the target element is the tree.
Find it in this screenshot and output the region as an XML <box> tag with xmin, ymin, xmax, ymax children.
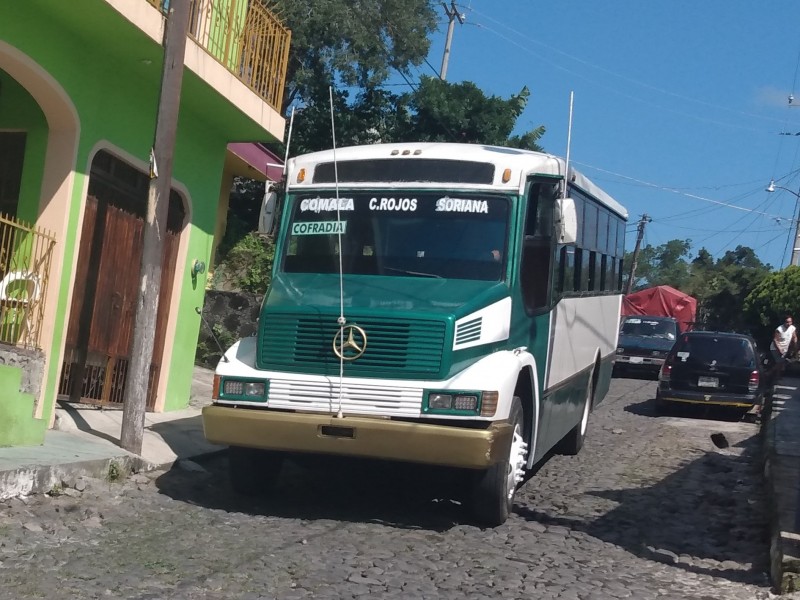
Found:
<box><xmin>290</xmin><ymin>78</ymin><xmax>546</xmax><ymax>155</ymax></box>
<box><xmin>395</xmin><ymin>78</ymin><xmax>544</xmax><ymax>149</ymax></box>
<box><xmin>691</xmin><ymin>245</ymin><xmax>770</xmax><ymax>333</ymax></box>
<box><xmin>624</xmin><ymin>239</ymin><xmax>691</xmax><ymax>291</ymax></box>
<box><xmin>623</xmin><ymin>239</ymin><xmax>771</xmax><ymax>335</ymax></box>
<box><xmin>273</xmin><ymin>0</ymin><xmax>438</xmax><ymax>111</ymax></box>
<box><xmin>290</xmin><ymin>87</ymin><xmax>406</xmax><ymax>156</ymax></box>
<box><xmin>743</xmin><ymin>266</ymin><xmax>800</xmax><ymax>349</ymax></box>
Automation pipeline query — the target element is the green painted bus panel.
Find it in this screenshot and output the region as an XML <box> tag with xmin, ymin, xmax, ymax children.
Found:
<box><xmin>533</xmin><ymin>368</ymin><xmax>591</xmax><ymax>458</ymax></box>
<box><xmin>259</xmin><ymin>274</ymin><xmax>512</xmax><ymax>379</ymax></box>
<box><xmin>266</xmin><ymin>272</ymin><xmax>508</xmax><ymax>315</ymax></box>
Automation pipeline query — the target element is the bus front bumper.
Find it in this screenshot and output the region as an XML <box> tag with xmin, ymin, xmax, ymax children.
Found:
<box><xmin>202</xmin><ymin>405</ymin><xmax>513</xmax><ymax>470</ymax></box>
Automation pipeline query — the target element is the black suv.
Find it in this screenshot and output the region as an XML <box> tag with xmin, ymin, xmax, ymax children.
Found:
<box><xmin>655</xmin><ymin>331</ymin><xmax>772</xmax><ymax>413</ymax></box>
<box><xmin>614</xmin><ymin>316</ymin><xmax>679</xmax><ymax>378</ymax></box>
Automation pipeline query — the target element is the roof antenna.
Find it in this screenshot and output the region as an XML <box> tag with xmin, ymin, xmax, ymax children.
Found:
<box><xmin>329</xmin><ymin>86</ymin><xmax>345</xmax><ymax>420</ymax></box>
<box><xmin>563</xmin><ymin>90</ymin><xmax>574</xmax><ymax>198</ymax></box>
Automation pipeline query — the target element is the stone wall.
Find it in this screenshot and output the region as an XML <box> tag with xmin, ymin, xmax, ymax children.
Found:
<box><xmin>0</xmin><ymin>343</ymin><xmax>45</xmax><ymax>400</ymax></box>
<box><xmin>196</xmin><ymin>290</ymin><xmax>262</xmax><ymax>369</ymax></box>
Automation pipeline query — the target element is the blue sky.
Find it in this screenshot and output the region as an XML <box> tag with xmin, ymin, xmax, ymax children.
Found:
<box><xmin>400</xmin><ymin>1</ymin><xmax>800</xmax><ymax>269</ymax></box>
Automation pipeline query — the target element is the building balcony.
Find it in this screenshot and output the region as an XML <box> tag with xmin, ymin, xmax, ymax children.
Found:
<box><xmin>145</xmin><ymin>0</ymin><xmax>290</xmax><ymax>113</ymax></box>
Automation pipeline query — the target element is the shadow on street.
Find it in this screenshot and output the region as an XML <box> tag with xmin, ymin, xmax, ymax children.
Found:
<box><xmin>154</xmin><ymin>452</ymin><xmax>475</xmax><ymax>532</ymax></box>
<box><xmin>515</xmin><ymin>427</ymin><xmax>769</xmax><ymax>587</ymax></box>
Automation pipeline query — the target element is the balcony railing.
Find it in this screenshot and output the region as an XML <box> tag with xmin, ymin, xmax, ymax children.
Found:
<box><xmin>0</xmin><ymin>215</ymin><xmax>56</xmax><ymax>350</ymax></box>
<box><xmin>146</xmin><ymin>0</ymin><xmax>291</xmax><ymax>112</ymax></box>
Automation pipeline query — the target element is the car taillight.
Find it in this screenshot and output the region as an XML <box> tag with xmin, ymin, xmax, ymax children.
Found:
<box><xmin>660</xmin><ymin>363</ymin><xmax>672</xmax><ymax>382</ymax></box>
<box><xmin>748</xmin><ymin>370</ymin><xmax>759</xmax><ymax>393</ymax></box>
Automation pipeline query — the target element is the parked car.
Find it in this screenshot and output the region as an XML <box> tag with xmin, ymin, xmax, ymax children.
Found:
<box><xmin>614</xmin><ymin>315</ymin><xmax>679</xmax><ymax>378</ymax></box>
<box><xmin>655</xmin><ymin>331</ymin><xmax>772</xmax><ymax>414</ymax></box>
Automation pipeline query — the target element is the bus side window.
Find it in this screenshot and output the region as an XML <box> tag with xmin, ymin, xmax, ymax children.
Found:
<box><xmin>520</xmin><ymin>181</ymin><xmax>557</xmax><ymax>311</ymax></box>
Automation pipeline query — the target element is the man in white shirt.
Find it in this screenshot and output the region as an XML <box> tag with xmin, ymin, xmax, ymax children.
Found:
<box><xmin>771</xmin><ymin>315</ymin><xmax>797</xmax><ymax>377</ymax></box>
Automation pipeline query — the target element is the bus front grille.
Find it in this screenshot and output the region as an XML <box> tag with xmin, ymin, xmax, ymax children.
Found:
<box><xmin>258</xmin><ymin>314</ymin><xmax>446</xmax><ymax>378</ymax></box>
<box><xmin>267</xmin><ymin>378</ymin><xmax>423</xmax><ymax>416</ymax></box>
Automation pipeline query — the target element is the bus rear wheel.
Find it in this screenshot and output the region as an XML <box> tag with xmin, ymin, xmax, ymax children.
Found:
<box><xmin>228</xmin><ymin>446</ymin><xmax>284</xmax><ymax>496</ymax></box>
<box><xmin>471</xmin><ymin>397</ymin><xmax>527</xmax><ymax>526</ymax></box>
<box><xmin>557</xmin><ymin>368</ymin><xmax>594</xmax><ymax>456</ymax></box>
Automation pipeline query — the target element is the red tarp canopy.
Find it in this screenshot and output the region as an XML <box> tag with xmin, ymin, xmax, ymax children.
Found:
<box><xmin>622</xmin><ymin>285</ymin><xmax>697</xmax><ymax>332</ymax></box>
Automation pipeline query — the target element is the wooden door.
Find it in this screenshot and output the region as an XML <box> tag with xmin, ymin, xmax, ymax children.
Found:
<box><xmin>58</xmin><ymin>195</ymin><xmax>178</xmax><ymax>410</ymax></box>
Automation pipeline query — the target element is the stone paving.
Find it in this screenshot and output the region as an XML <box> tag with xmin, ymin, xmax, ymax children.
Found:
<box><xmin>0</xmin><ymin>377</ymin><xmax>786</xmax><ymax>599</ymax></box>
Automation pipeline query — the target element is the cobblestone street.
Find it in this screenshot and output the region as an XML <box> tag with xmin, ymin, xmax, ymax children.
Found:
<box><xmin>0</xmin><ymin>377</ymin><xmax>778</xmax><ymax>599</ymax></box>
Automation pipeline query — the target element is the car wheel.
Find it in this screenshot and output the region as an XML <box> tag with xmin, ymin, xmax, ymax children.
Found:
<box><xmin>654</xmin><ymin>391</ymin><xmax>667</xmax><ymax>415</ymax></box>
<box><xmin>228</xmin><ymin>446</ymin><xmax>284</xmax><ymax>496</ymax></box>
<box><xmin>471</xmin><ymin>397</ymin><xmax>527</xmax><ymax>527</ymax></box>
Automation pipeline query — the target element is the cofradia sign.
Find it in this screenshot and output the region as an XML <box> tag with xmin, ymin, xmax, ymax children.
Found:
<box><xmin>291</xmin><ymin>221</ymin><xmax>347</xmax><ymax>235</ymax></box>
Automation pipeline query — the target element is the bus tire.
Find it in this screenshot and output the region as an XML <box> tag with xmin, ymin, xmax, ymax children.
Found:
<box><xmin>557</xmin><ymin>369</ymin><xmax>594</xmax><ymax>456</ymax></box>
<box><xmin>471</xmin><ymin>397</ymin><xmax>527</xmax><ymax>526</ymax></box>
<box><xmin>228</xmin><ymin>446</ymin><xmax>284</xmax><ymax>496</ymax></box>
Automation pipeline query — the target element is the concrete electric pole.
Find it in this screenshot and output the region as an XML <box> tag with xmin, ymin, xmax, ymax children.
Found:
<box><xmin>440</xmin><ymin>1</ymin><xmax>464</xmax><ymax>81</ymax></box>
<box><xmin>120</xmin><ymin>0</ymin><xmax>190</xmax><ymax>454</ymax></box>
<box><xmin>625</xmin><ymin>214</ymin><xmax>651</xmax><ymax>295</ymax></box>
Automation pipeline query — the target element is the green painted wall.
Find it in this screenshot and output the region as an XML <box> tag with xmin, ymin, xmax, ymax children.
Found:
<box><xmin>0</xmin><ymin>365</ymin><xmax>46</xmax><ymax>447</ymax></box>
<box><xmin>0</xmin><ymin>73</ymin><xmax>48</xmax><ymax>224</ymax></box>
<box><xmin>0</xmin><ymin>0</ymin><xmax>278</xmax><ymax>434</ymax></box>
<box><xmin>207</xmin><ymin>0</ymin><xmax>250</xmax><ymax>71</ymax></box>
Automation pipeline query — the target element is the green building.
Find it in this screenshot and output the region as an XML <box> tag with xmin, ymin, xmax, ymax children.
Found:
<box><xmin>0</xmin><ymin>0</ymin><xmax>289</xmax><ymax>446</ymax></box>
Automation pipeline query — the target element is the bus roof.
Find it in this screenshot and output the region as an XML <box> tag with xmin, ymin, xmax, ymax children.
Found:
<box><xmin>286</xmin><ymin>142</ymin><xmax>628</xmax><ymax>219</ymax></box>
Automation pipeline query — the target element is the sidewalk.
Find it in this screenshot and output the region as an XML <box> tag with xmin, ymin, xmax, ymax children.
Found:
<box><xmin>764</xmin><ymin>376</ymin><xmax>800</xmax><ymax>593</ymax></box>
<box><xmin>0</xmin><ymin>365</ymin><xmax>224</xmax><ymax>500</ymax></box>
<box><xmin>3</xmin><ymin>369</ymin><xmax>800</xmax><ymax>592</ymax></box>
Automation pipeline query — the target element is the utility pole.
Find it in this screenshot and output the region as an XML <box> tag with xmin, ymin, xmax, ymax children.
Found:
<box><xmin>440</xmin><ymin>1</ymin><xmax>464</xmax><ymax>81</ymax></box>
<box><xmin>791</xmin><ymin>197</ymin><xmax>800</xmax><ymax>267</ymax></box>
<box><xmin>625</xmin><ymin>214</ymin><xmax>651</xmax><ymax>295</ymax></box>
<box><xmin>120</xmin><ymin>0</ymin><xmax>190</xmax><ymax>454</ymax></box>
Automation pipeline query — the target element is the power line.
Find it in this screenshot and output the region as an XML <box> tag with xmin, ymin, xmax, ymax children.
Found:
<box><xmin>467</xmin><ymin>7</ymin><xmax>788</xmax><ymax>133</ymax></box>
<box><xmin>574</xmin><ymin>161</ymin><xmax>790</xmax><ymax>222</ymax></box>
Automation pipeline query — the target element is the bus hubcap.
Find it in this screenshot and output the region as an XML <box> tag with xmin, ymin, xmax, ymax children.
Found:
<box><xmin>506</xmin><ymin>428</ymin><xmax>528</xmax><ymax>499</ymax></box>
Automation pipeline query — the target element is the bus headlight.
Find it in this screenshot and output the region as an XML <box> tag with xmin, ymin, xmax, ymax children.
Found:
<box><xmin>220</xmin><ymin>378</ymin><xmax>268</xmax><ymax>401</ymax></box>
<box><xmin>424</xmin><ymin>391</ymin><xmax>484</xmax><ymax>415</ymax></box>
<box><xmin>428</xmin><ymin>393</ymin><xmax>454</xmax><ymax>410</ymax></box>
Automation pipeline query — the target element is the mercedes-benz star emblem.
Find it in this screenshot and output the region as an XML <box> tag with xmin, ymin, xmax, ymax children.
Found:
<box><xmin>332</xmin><ymin>324</ymin><xmax>367</xmax><ymax>361</ymax></box>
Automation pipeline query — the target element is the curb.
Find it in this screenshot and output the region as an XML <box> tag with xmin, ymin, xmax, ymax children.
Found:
<box><xmin>764</xmin><ymin>387</ymin><xmax>800</xmax><ymax>594</ymax></box>
<box><xmin>0</xmin><ymin>454</ymin><xmax>146</xmax><ymax>500</ymax></box>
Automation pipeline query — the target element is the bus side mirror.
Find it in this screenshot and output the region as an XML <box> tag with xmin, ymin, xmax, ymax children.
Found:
<box><xmin>555</xmin><ymin>197</ymin><xmax>578</xmax><ymax>244</ymax></box>
<box><xmin>258</xmin><ymin>188</ymin><xmax>278</xmax><ymax>235</ymax></box>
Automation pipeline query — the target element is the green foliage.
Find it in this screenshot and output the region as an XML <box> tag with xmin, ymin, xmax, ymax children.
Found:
<box><xmin>291</xmin><ymin>87</ymin><xmax>405</xmax><ymax>155</ymax></box>
<box><xmin>107</xmin><ymin>461</ymin><xmax>123</xmax><ymax>483</ymax></box>
<box><xmin>267</xmin><ymin>1</ymin><xmax>544</xmax><ymax>155</ymax></box>
<box><xmin>273</xmin><ymin>0</ymin><xmax>438</xmax><ymax>110</ymax></box>
<box><xmin>396</xmin><ymin>78</ymin><xmax>543</xmax><ymax>148</ymax></box>
<box><xmin>625</xmin><ymin>239</ymin><xmax>692</xmax><ymax>291</ymax></box>
<box><xmin>211</xmin><ymin>233</ymin><xmax>275</xmax><ymax>295</ymax></box>
<box><xmin>743</xmin><ymin>266</ymin><xmax>800</xmax><ymax>348</ymax></box>
<box><xmin>627</xmin><ymin>240</ymin><xmax>771</xmax><ymax>336</ymax></box>
<box><xmin>196</xmin><ymin>322</ymin><xmax>238</xmax><ymax>369</ymax></box>
<box><xmin>291</xmin><ymin>78</ymin><xmax>546</xmax><ymax>155</ymax></box>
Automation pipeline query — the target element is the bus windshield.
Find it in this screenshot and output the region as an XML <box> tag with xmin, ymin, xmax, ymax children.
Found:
<box><xmin>282</xmin><ymin>192</ymin><xmax>510</xmax><ymax>280</ymax></box>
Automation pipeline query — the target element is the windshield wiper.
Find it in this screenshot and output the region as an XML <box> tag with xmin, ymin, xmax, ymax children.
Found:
<box><xmin>383</xmin><ymin>266</ymin><xmax>443</xmax><ymax>279</ymax></box>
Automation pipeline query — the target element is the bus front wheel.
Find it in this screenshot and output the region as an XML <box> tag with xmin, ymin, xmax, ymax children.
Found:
<box><xmin>471</xmin><ymin>397</ymin><xmax>527</xmax><ymax>526</ymax></box>
<box><xmin>228</xmin><ymin>446</ymin><xmax>284</xmax><ymax>496</ymax></box>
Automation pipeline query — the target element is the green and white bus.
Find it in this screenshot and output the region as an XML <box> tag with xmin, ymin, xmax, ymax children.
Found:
<box><xmin>203</xmin><ymin>142</ymin><xmax>628</xmax><ymax>525</ymax></box>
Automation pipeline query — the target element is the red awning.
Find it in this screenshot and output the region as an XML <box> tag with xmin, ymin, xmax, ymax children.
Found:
<box><xmin>227</xmin><ymin>143</ymin><xmax>284</xmax><ymax>182</ymax></box>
